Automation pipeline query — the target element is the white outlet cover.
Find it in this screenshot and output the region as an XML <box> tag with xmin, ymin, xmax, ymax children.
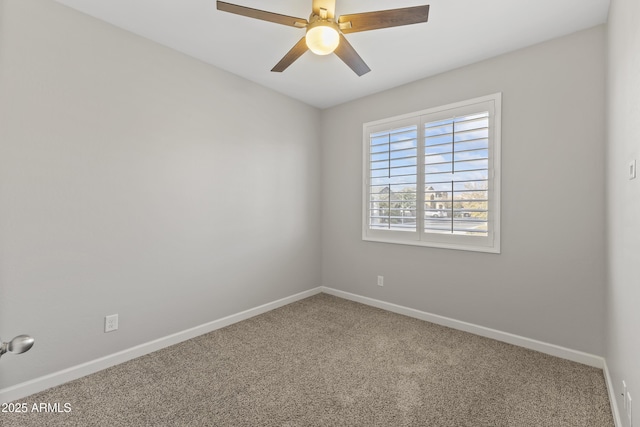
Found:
<box><xmin>105</xmin><ymin>314</ymin><xmax>119</xmax><ymax>332</ymax></box>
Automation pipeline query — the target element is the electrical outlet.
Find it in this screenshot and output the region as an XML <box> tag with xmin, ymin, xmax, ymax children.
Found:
<box><xmin>105</xmin><ymin>314</ymin><xmax>118</xmax><ymax>333</ymax></box>
<box><xmin>377</xmin><ymin>276</ymin><xmax>384</xmax><ymax>287</ymax></box>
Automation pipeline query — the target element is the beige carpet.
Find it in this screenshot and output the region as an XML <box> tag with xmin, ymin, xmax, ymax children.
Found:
<box><xmin>4</xmin><ymin>293</ymin><xmax>613</xmax><ymax>426</ymax></box>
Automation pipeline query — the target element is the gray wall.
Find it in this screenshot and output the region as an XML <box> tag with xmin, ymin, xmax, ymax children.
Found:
<box><xmin>606</xmin><ymin>0</ymin><xmax>640</xmax><ymax>424</ymax></box>
<box><xmin>0</xmin><ymin>0</ymin><xmax>615</xmax><ymax>398</ymax></box>
<box><xmin>321</xmin><ymin>26</ymin><xmax>607</xmax><ymax>356</ymax></box>
<box><xmin>0</xmin><ymin>0</ymin><xmax>321</xmax><ymax>388</ymax></box>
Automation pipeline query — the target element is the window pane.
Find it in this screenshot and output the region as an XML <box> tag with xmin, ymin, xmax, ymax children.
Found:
<box><xmin>368</xmin><ymin>125</ymin><xmax>418</xmax><ymax>231</ymax></box>
<box><xmin>424</xmin><ymin>111</ymin><xmax>490</xmax><ymax>237</ymax></box>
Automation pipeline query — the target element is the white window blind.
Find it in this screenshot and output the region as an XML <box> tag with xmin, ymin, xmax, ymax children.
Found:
<box><xmin>368</xmin><ymin>125</ymin><xmax>418</xmax><ymax>232</ymax></box>
<box><xmin>424</xmin><ymin>112</ymin><xmax>489</xmax><ymax>236</ymax></box>
<box><xmin>363</xmin><ymin>94</ymin><xmax>501</xmax><ymax>253</ymax></box>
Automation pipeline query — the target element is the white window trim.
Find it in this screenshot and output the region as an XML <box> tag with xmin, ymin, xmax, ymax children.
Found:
<box><xmin>362</xmin><ymin>93</ymin><xmax>502</xmax><ymax>253</ymax></box>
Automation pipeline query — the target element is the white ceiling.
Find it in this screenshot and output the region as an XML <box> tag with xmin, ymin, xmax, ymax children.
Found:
<box><xmin>53</xmin><ymin>0</ymin><xmax>610</xmax><ymax>109</ymax></box>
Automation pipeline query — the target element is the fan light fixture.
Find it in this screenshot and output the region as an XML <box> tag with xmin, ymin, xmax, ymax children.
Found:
<box><xmin>305</xmin><ymin>21</ymin><xmax>339</xmax><ymax>55</ymax></box>
<box><xmin>216</xmin><ymin>1</ymin><xmax>430</xmax><ymax>76</ymax></box>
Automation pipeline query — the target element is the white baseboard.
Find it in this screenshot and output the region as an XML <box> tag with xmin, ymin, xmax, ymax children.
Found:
<box><xmin>603</xmin><ymin>360</ymin><xmax>623</xmax><ymax>427</ymax></box>
<box><xmin>321</xmin><ymin>286</ymin><xmax>605</xmax><ymax>369</ymax></box>
<box><xmin>1</xmin><ymin>286</ymin><xmax>609</xmax><ymax>406</ymax></box>
<box><xmin>0</xmin><ymin>287</ymin><xmax>322</xmax><ymax>404</ymax></box>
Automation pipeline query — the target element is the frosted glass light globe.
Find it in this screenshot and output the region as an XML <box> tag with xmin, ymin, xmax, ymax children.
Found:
<box><xmin>306</xmin><ymin>24</ymin><xmax>340</xmax><ymax>55</ymax></box>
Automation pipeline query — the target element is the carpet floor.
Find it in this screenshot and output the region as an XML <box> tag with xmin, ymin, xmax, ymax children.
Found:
<box><xmin>3</xmin><ymin>293</ymin><xmax>613</xmax><ymax>426</ymax></box>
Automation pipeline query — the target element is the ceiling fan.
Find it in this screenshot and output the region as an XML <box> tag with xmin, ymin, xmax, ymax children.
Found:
<box><xmin>216</xmin><ymin>0</ymin><xmax>430</xmax><ymax>76</ymax></box>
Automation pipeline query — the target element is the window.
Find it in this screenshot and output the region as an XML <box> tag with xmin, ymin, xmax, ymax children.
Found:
<box><xmin>362</xmin><ymin>93</ymin><xmax>501</xmax><ymax>253</ymax></box>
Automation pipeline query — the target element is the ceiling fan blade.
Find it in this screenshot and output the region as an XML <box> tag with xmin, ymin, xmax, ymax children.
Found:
<box><xmin>334</xmin><ymin>34</ymin><xmax>370</xmax><ymax>76</ymax></box>
<box><xmin>338</xmin><ymin>5</ymin><xmax>429</xmax><ymax>34</ymax></box>
<box><xmin>312</xmin><ymin>0</ymin><xmax>336</xmax><ymax>19</ymax></box>
<box><xmin>217</xmin><ymin>1</ymin><xmax>308</xmax><ymax>28</ymax></box>
<box><xmin>271</xmin><ymin>37</ymin><xmax>309</xmax><ymax>73</ymax></box>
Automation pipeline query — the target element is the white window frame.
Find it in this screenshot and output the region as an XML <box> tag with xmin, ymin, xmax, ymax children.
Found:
<box><xmin>362</xmin><ymin>93</ymin><xmax>501</xmax><ymax>253</ymax></box>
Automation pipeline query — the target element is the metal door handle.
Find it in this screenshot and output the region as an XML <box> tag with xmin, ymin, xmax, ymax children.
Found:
<box><xmin>0</xmin><ymin>335</ymin><xmax>35</xmax><ymax>359</ymax></box>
